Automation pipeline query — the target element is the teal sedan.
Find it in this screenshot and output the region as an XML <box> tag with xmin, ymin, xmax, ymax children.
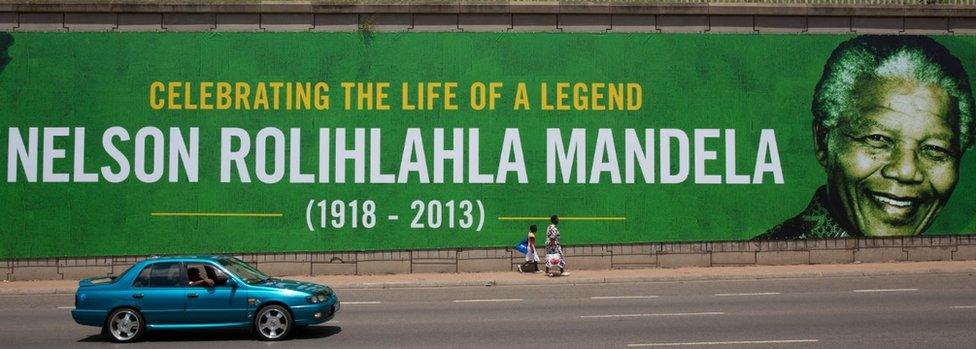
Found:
<box><xmin>71</xmin><ymin>255</ymin><xmax>339</xmax><ymax>342</ymax></box>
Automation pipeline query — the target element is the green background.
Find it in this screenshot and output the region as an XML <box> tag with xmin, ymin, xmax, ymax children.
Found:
<box><xmin>1</xmin><ymin>33</ymin><xmax>975</xmax><ymax>259</ymax></box>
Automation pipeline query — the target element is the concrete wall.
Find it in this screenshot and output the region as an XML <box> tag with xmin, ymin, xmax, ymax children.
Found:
<box><xmin>3</xmin><ymin>3</ymin><xmax>976</xmax><ymax>280</ymax></box>
<box><xmin>1</xmin><ymin>7</ymin><xmax>974</xmax><ymax>33</ymax></box>
<box><xmin>5</xmin><ymin>236</ymin><xmax>976</xmax><ymax>281</ymax></box>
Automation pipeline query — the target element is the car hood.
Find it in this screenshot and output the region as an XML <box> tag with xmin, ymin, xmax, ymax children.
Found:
<box><xmin>257</xmin><ymin>278</ymin><xmax>329</xmax><ymax>294</ymax></box>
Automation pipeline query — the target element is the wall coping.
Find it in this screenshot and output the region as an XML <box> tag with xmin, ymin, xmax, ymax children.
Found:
<box><xmin>1</xmin><ymin>2</ymin><xmax>975</xmax><ymax>17</ymax></box>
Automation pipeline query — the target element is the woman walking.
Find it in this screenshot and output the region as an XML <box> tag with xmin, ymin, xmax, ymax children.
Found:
<box><xmin>545</xmin><ymin>215</ymin><xmax>566</xmax><ymax>277</ymax></box>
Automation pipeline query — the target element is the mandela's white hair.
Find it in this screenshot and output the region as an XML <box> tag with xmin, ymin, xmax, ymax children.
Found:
<box><xmin>813</xmin><ymin>35</ymin><xmax>975</xmax><ymax>149</ymax></box>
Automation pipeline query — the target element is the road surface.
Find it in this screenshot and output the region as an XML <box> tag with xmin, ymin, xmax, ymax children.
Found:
<box><xmin>1</xmin><ymin>273</ymin><xmax>974</xmax><ymax>348</ymax></box>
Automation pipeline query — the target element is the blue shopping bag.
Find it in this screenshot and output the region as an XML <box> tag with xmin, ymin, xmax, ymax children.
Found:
<box><xmin>515</xmin><ymin>238</ymin><xmax>529</xmax><ymax>254</ymax></box>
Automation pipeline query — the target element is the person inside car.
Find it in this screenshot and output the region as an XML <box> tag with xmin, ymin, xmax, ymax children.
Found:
<box><xmin>187</xmin><ymin>267</ymin><xmax>214</xmax><ymax>287</ymax></box>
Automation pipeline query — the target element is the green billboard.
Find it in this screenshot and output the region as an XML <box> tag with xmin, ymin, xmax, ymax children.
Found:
<box><xmin>1</xmin><ymin>33</ymin><xmax>975</xmax><ymax>259</ymax></box>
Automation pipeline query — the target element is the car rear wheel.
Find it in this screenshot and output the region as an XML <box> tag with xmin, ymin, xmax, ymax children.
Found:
<box><xmin>105</xmin><ymin>308</ymin><xmax>145</xmax><ymax>343</ymax></box>
<box><xmin>254</xmin><ymin>305</ymin><xmax>293</xmax><ymax>341</ymax></box>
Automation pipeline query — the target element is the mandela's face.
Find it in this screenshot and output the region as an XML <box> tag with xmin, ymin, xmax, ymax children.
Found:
<box><xmin>824</xmin><ymin>78</ymin><xmax>960</xmax><ymax>236</ymax></box>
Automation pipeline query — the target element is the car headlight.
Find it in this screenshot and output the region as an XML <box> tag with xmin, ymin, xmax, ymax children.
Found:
<box><xmin>317</xmin><ymin>294</ymin><xmax>326</xmax><ymax>302</ymax></box>
<box><xmin>306</xmin><ymin>295</ymin><xmax>319</xmax><ymax>304</ymax></box>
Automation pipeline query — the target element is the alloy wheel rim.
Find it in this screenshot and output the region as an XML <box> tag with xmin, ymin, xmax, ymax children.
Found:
<box><xmin>258</xmin><ymin>308</ymin><xmax>288</xmax><ymax>339</ymax></box>
<box><xmin>110</xmin><ymin>310</ymin><xmax>140</xmax><ymax>341</ymax></box>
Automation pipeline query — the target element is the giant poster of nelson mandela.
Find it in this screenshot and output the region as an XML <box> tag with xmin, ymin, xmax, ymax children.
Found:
<box><xmin>756</xmin><ymin>35</ymin><xmax>976</xmax><ymax>240</ymax></box>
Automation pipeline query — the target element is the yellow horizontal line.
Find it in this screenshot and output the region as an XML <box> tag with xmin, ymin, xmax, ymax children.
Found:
<box><xmin>498</xmin><ymin>216</ymin><xmax>626</xmax><ymax>221</ymax></box>
<box><xmin>151</xmin><ymin>212</ymin><xmax>283</xmax><ymax>218</ymax></box>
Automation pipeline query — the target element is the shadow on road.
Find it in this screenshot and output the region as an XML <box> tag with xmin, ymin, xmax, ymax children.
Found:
<box><xmin>78</xmin><ymin>326</ymin><xmax>342</xmax><ymax>343</ymax></box>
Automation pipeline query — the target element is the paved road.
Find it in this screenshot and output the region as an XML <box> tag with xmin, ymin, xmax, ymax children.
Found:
<box><xmin>1</xmin><ymin>273</ymin><xmax>974</xmax><ymax>348</ymax></box>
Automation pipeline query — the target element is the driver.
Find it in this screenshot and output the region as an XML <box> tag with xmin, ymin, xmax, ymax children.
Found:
<box><xmin>187</xmin><ymin>267</ymin><xmax>214</xmax><ymax>287</ymax></box>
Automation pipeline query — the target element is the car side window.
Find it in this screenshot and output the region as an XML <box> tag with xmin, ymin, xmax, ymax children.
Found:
<box><xmin>148</xmin><ymin>262</ymin><xmax>185</xmax><ymax>288</ymax></box>
<box><xmin>204</xmin><ymin>264</ymin><xmax>229</xmax><ymax>287</ymax></box>
<box><xmin>132</xmin><ymin>265</ymin><xmax>152</xmax><ymax>288</ymax></box>
<box><xmin>186</xmin><ymin>263</ymin><xmax>230</xmax><ymax>288</ymax></box>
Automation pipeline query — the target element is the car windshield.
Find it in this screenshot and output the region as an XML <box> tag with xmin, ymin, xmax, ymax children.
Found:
<box><xmin>113</xmin><ymin>264</ymin><xmax>138</xmax><ymax>282</ymax></box>
<box><xmin>218</xmin><ymin>258</ymin><xmax>271</xmax><ymax>284</ymax></box>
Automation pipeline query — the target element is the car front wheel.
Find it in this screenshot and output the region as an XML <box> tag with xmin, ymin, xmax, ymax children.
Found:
<box><xmin>254</xmin><ymin>305</ymin><xmax>293</xmax><ymax>341</ymax></box>
<box><xmin>105</xmin><ymin>308</ymin><xmax>145</xmax><ymax>343</ymax></box>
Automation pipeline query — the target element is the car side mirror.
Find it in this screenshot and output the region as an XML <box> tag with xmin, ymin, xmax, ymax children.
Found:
<box><xmin>226</xmin><ymin>279</ymin><xmax>238</xmax><ymax>288</ymax></box>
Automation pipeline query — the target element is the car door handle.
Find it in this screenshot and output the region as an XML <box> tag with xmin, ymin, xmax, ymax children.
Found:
<box><xmin>187</xmin><ymin>293</ymin><xmax>199</xmax><ymax>298</ymax></box>
<box><xmin>132</xmin><ymin>293</ymin><xmax>144</xmax><ymax>299</ymax></box>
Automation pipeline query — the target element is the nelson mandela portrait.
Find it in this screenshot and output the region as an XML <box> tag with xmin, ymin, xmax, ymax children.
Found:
<box><xmin>757</xmin><ymin>35</ymin><xmax>975</xmax><ymax>240</ymax></box>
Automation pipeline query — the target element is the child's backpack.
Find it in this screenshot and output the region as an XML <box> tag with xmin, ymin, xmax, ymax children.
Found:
<box><xmin>515</xmin><ymin>237</ymin><xmax>529</xmax><ymax>254</ymax></box>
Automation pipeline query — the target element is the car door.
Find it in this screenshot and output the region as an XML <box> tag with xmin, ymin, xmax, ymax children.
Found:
<box><xmin>131</xmin><ymin>262</ymin><xmax>187</xmax><ymax>325</ymax></box>
<box><xmin>183</xmin><ymin>262</ymin><xmax>248</xmax><ymax>324</ymax></box>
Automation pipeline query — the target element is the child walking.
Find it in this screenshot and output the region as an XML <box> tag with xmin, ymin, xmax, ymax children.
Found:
<box><xmin>518</xmin><ymin>225</ymin><xmax>540</xmax><ymax>273</ymax></box>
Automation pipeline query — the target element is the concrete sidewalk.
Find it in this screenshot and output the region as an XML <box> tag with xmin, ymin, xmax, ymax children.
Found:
<box><xmin>2</xmin><ymin>260</ymin><xmax>974</xmax><ymax>295</ymax></box>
